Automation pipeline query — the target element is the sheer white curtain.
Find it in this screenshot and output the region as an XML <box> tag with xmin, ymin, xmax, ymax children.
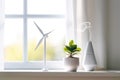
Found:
<box><xmin>66</xmin><ymin>0</ymin><xmax>107</xmax><ymax>70</ymax></box>
<box><xmin>93</xmin><ymin>0</ymin><xmax>107</xmax><ymax>70</ymax></box>
<box><xmin>66</xmin><ymin>0</ymin><xmax>76</xmax><ymax>42</ymax></box>
<box><xmin>80</xmin><ymin>0</ymin><xmax>107</xmax><ymax>70</ymax></box>
<box><xmin>0</xmin><ymin>0</ymin><xmax>4</xmax><ymax>70</ymax></box>
<box><xmin>66</xmin><ymin>0</ymin><xmax>90</xmax><ymax>69</ymax></box>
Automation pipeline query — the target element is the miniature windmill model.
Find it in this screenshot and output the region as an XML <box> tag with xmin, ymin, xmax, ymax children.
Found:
<box><xmin>34</xmin><ymin>21</ymin><xmax>53</xmax><ymax>71</ymax></box>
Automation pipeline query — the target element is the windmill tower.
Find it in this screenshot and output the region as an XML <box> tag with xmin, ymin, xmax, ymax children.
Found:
<box><xmin>34</xmin><ymin>21</ymin><xmax>53</xmax><ymax>71</ymax></box>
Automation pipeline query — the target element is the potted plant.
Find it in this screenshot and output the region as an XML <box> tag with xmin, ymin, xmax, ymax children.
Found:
<box><xmin>64</xmin><ymin>40</ymin><xmax>81</xmax><ymax>72</ymax></box>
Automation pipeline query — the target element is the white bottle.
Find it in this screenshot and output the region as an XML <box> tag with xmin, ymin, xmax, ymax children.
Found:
<box><xmin>83</xmin><ymin>41</ymin><xmax>97</xmax><ymax>71</ymax></box>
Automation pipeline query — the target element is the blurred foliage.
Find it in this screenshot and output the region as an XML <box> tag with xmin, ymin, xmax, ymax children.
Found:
<box><xmin>4</xmin><ymin>40</ymin><xmax>55</xmax><ymax>61</ymax></box>
<box><xmin>28</xmin><ymin>40</ymin><xmax>55</xmax><ymax>61</ymax></box>
<box><xmin>4</xmin><ymin>43</ymin><xmax>23</xmax><ymax>61</ymax></box>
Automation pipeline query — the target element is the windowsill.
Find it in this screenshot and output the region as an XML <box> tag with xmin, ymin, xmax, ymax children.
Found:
<box><xmin>0</xmin><ymin>70</ymin><xmax>120</xmax><ymax>80</ymax></box>
<box><xmin>0</xmin><ymin>70</ymin><xmax>120</xmax><ymax>77</ymax></box>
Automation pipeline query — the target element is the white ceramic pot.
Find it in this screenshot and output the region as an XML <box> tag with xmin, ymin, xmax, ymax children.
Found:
<box><xmin>64</xmin><ymin>57</ymin><xmax>79</xmax><ymax>72</ymax></box>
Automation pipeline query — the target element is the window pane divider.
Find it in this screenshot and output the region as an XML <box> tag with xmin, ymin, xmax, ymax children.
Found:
<box><xmin>5</xmin><ymin>15</ymin><xmax>65</xmax><ymax>18</ymax></box>
<box><xmin>27</xmin><ymin>15</ymin><xmax>65</xmax><ymax>18</ymax></box>
<box><xmin>23</xmin><ymin>0</ymin><xmax>28</xmax><ymax>62</ymax></box>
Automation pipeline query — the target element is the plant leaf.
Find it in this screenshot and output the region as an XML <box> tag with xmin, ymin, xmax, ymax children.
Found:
<box><xmin>64</xmin><ymin>46</ymin><xmax>72</xmax><ymax>53</ymax></box>
<box><xmin>71</xmin><ymin>44</ymin><xmax>77</xmax><ymax>50</ymax></box>
<box><xmin>69</xmin><ymin>40</ymin><xmax>74</xmax><ymax>46</ymax></box>
<box><xmin>64</xmin><ymin>40</ymin><xmax>81</xmax><ymax>56</ymax></box>
<box><xmin>76</xmin><ymin>48</ymin><xmax>81</xmax><ymax>51</ymax></box>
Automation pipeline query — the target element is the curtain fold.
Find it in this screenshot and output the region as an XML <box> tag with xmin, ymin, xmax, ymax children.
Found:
<box><xmin>0</xmin><ymin>0</ymin><xmax>4</xmax><ymax>70</ymax></box>
<box><xmin>66</xmin><ymin>0</ymin><xmax>91</xmax><ymax>69</ymax></box>
<box><xmin>66</xmin><ymin>0</ymin><xmax>76</xmax><ymax>42</ymax></box>
<box><xmin>93</xmin><ymin>0</ymin><xmax>107</xmax><ymax>70</ymax></box>
<box><xmin>77</xmin><ymin>0</ymin><xmax>90</xmax><ymax>70</ymax></box>
<box><xmin>80</xmin><ymin>0</ymin><xmax>107</xmax><ymax>70</ymax></box>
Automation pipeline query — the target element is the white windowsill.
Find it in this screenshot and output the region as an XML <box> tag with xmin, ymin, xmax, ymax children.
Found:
<box><xmin>0</xmin><ymin>70</ymin><xmax>120</xmax><ymax>80</ymax></box>
<box><xmin>0</xmin><ymin>70</ymin><xmax>120</xmax><ymax>77</ymax></box>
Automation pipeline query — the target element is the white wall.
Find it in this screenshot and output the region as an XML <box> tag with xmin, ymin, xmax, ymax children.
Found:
<box><xmin>107</xmin><ymin>0</ymin><xmax>120</xmax><ymax>70</ymax></box>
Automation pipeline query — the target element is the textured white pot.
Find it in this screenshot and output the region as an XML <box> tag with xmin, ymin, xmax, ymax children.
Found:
<box><xmin>64</xmin><ymin>57</ymin><xmax>79</xmax><ymax>72</ymax></box>
<box><xmin>83</xmin><ymin>41</ymin><xmax>97</xmax><ymax>71</ymax></box>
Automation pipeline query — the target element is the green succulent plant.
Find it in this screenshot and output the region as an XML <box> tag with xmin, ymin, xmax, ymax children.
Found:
<box><xmin>64</xmin><ymin>40</ymin><xmax>81</xmax><ymax>57</ymax></box>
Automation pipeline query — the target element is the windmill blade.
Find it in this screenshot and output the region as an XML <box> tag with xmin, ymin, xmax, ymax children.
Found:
<box><xmin>33</xmin><ymin>21</ymin><xmax>44</xmax><ymax>35</ymax></box>
<box><xmin>46</xmin><ymin>30</ymin><xmax>54</xmax><ymax>35</ymax></box>
<box><xmin>35</xmin><ymin>37</ymin><xmax>44</xmax><ymax>50</ymax></box>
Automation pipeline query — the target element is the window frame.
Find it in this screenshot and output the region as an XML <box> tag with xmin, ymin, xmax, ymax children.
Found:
<box><xmin>5</xmin><ymin>61</ymin><xmax>64</xmax><ymax>70</ymax></box>
<box><xmin>4</xmin><ymin>0</ymin><xmax>66</xmax><ymax>70</ymax></box>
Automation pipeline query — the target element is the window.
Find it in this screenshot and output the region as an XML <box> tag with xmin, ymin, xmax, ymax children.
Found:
<box><xmin>4</xmin><ymin>0</ymin><xmax>66</xmax><ymax>70</ymax></box>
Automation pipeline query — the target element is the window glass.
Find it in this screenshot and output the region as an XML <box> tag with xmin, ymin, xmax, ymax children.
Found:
<box><xmin>5</xmin><ymin>0</ymin><xmax>66</xmax><ymax>64</ymax></box>
<box><xmin>28</xmin><ymin>0</ymin><xmax>66</xmax><ymax>15</ymax></box>
<box><xmin>27</xmin><ymin>18</ymin><xmax>66</xmax><ymax>61</ymax></box>
<box><xmin>5</xmin><ymin>0</ymin><xmax>23</xmax><ymax>14</ymax></box>
<box><xmin>4</xmin><ymin>19</ymin><xmax>23</xmax><ymax>62</ymax></box>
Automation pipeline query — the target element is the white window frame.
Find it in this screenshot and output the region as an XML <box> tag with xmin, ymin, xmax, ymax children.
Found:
<box><xmin>4</xmin><ymin>0</ymin><xmax>66</xmax><ymax>70</ymax></box>
<box><xmin>5</xmin><ymin>61</ymin><xmax>64</xmax><ymax>70</ymax></box>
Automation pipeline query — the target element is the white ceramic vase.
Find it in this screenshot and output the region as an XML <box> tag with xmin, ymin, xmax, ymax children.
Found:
<box><xmin>83</xmin><ymin>41</ymin><xmax>97</xmax><ymax>71</ymax></box>
<box><xmin>64</xmin><ymin>57</ymin><xmax>79</xmax><ymax>72</ymax></box>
